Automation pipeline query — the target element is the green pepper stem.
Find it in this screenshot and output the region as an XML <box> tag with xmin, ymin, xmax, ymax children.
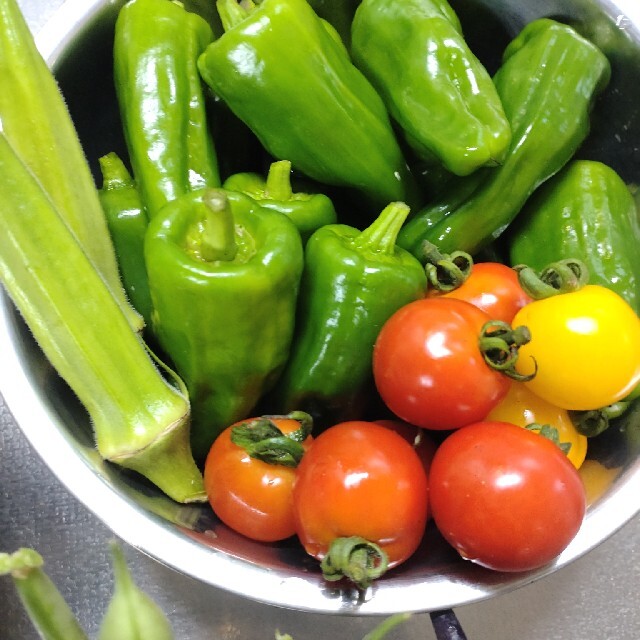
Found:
<box><xmin>320</xmin><ymin>536</ymin><xmax>389</xmax><ymax>590</ymax></box>
<box><xmin>217</xmin><ymin>0</ymin><xmax>256</xmax><ymax>32</ymax></box>
<box><xmin>352</xmin><ymin>201</ymin><xmax>411</xmax><ymax>255</ymax></box>
<box><xmin>265</xmin><ymin>160</ymin><xmax>294</xmax><ymax>201</ymax></box>
<box><xmin>1</xmin><ymin>549</ymin><xmax>89</xmax><ymax>640</ymax></box>
<box><xmin>98</xmin><ymin>152</ymin><xmax>135</xmax><ymax>192</ymax></box>
<box><xmin>195</xmin><ymin>189</ymin><xmax>238</xmax><ymax>262</ymax></box>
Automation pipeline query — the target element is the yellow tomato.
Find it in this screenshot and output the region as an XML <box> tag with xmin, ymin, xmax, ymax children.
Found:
<box><xmin>512</xmin><ymin>285</ymin><xmax>640</xmax><ymax>411</ymax></box>
<box><xmin>578</xmin><ymin>460</ymin><xmax>622</xmax><ymax>507</ymax></box>
<box><xmin>487</xmin><ymin>381</ymin><xmax>587</xmax><ymax>469</ymax></box>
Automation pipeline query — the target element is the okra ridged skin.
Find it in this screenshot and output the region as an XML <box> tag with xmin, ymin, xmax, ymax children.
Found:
<box><xmin>113</xmin><ymin>0</ymin><xmax>221</xmax><ymax>220</ymax></box>
<box><xmin>0</xmin><ymin>134</ymin><xmax>205</xmax><ymax>504</ymax></box>
<box><xmin>0</xmin><ymin>0</ymin><xmax>142</xmax><ymax>333</ymax></box>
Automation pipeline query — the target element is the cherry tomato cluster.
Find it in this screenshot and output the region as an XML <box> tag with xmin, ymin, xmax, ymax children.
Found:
<box><xmin>204</xmin><ymin>260</ymin><xmax>640</xmax><ymax>585</ymax></box>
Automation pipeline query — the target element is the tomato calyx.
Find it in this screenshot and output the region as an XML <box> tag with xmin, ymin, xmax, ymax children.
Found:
<box><xmin>525</xmin><ymin>422</ymin><xmax>572</xmax><ymax>455</ymax></box>
<box><xmin>479</xmin><ymin>320</ymin><xmax>536</xmax><ymax>381</ymax></box>
<box><xmin>230</xmin><ymin>411</ymin><xmax>313</xmax><ymax>467</ymax></box>
<box><xmin>514</xmin><ymin>258</ymin><xmax>589</xmax><ymax>300</ymax></box>
<box><xmin>319</xmin><ymin>536</ymin><xmax>389</xmax><ymax>590</ymax></box>
<box><xmin>571</xmin><ymin>400</ymin><xmax>632</xmax><ymax>438</ymax></box>
<box><xmin>420</xmin><ymin>240</ymin><xmax>473</xmax><ymax>292</ymax></box>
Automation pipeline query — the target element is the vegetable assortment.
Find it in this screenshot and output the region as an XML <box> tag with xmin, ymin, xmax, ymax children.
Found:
<box><xmin>2</xmin><ymin>0</ymin><xmax>640</xmax><ymax>595</ymax></box>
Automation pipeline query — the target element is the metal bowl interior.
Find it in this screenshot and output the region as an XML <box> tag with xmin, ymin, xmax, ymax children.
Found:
<box><xmin>1</xmin><ymin>0</ymin><xmax>640</xmax><ymax>616</ymax></box>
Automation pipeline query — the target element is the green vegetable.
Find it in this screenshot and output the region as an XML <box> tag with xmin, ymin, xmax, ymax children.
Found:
<box><xmin>98</xmin><ymin>152</ymin><xmax>153</xmax><ymax>327</ymax></box>
<box><xmin>145</xmin><ymin>188</ymin><xmax>304</xmax><ymax>459</ymax></box>
<box><xmin>113</xmin><ymin>0</ymin><xmax>221</xmax><ymax>220</ymax></box>
<box><xmin>398</xmin><ymin>18</ymin><xmax>611</xmax><ymax>258</ymax></box>
<box><xmin>0</xmin><ymin>0</ymin><xmax>141</xmax><ymax>332</ymax></box>
<box><xmin>0</xmin><ymin>133</ymin><xmax>205</xmax><ymax>503</ymax></box>
<box><xmin>272</xmin><ymin>201</ymin><xmax>427</xmax><ymax>427</ymax></box>
<box><xmin>223</xmin><ymin>160</ymin><xmax>338</xmax><ymax>243</ymax></box>
<box><xmin>197</xmin><ymin>0</ymin><xmax>418</xmax><ymax>211</ymax></box>
<box><xmin>351</xmin><ymin>0</ymin><xmax>511</xmax><ymax>176</ymax></box>
<box><xmin>508</xmin><ymin>160</ymin><xmax>640</xmax><ymax>314</ymax></box>
<box><xmin>98</xmin><ymin>541</ymin><xmax>174</xmax><ymax>640</ymax></box>
<box><xmin>307</xmin><ymin>0</ymin><xmax>359</xmax><ymax>46</ymax></box>
<box><xmin>0</xmin><ymin>548</ymin><xmax>89</xmax><ymax>640</ymax></box>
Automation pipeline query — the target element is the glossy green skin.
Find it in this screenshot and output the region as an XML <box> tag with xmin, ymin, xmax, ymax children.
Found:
<box><xmin>351</xmin><ymin>0</ymin><xmax>511</xmax><ymax>176</ymax></box>
<box><xmin>273</xmin><ymin>214</ymin><xmax>427</xmax><ymax>428</ymax></box>
<box><xmin>307</xmin><ymin>0</ymin><xmax>359</xmax><ymax>46</ymax></box>
<box><xmin>223</xmin><ymin>172</ymin><xmax>338</xmax><ymax>243</ymax></box>
<box><xmin>145</xmin><ymin>190</ymin><xmax>304</xmax><ymax>459</ymax></box>
<box><xmin>398</xmin><ymin>19</ymin><xmax>611</xmax><ymax>259</ymax></box>
<box><xmin>197</xmin><ymin>0</ymin><xmax>417</xmax><ymax>210</ymax></box>
<box><xmin>98</xmin><ymin>153</ymin><xmax>153</xmax><ymax>327</ymax></box>
<box><xmin>113</xmin><ymin>0</ymin><xmax>220</xmax><ymax>219</ymax></box>
<box><xmin>508</xmin><ymin>160</ymin><xmax>640</xmax><ymax>314</ymax></box>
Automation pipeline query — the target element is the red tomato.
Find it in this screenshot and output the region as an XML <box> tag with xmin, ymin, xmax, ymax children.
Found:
<box><xmin>293</xmin><ymin>421</ymin><xmax>429</xmax><ymax>570</ymax></box>
<box><xmin>203</xmin><ymin>415</ymin><xmax>312</xmax><ymax>542</ymax></box>
<box><xmin>429</xmin><ymin>262</ymin><xmax>532</xmax><ymax>323</ymax></box>
<box><xmin>373</xmin><ymin>298</ymin><xmax>512</xmax><ymax>430</ymax></box>
<box><xmin>429</xmin><ymin>421</ymin><xmax>586</xmax><ymax>572</ymax></box>
<box><xmin>374</xmin><ymin>419</ymin><xmax>437</xmax><ymax>477</ymax></box>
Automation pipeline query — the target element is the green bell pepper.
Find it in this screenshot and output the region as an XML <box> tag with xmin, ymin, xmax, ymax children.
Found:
<box><xmin>307</xmin><ymin>0</ymin><xmax>359</xmax><ymax>47</ymax></box>
<box><xmin>398</xmin><ymin>18</ymin><xmax>611</xmax><ymax>259</ymax></box>
<box><xmin>145</xmin><ymin>188</ymin><xmax>304</xmax><ymax>459</ymax></box>
<box><xmin>113</xmin><ymin>0</ymin><xmax>221</xmax><ymax>220</ymax></box>
<box><xmin>272</xmin><ymin>201</ymin><xmax>427</xmax><ymax>428</ymax></box>
<box><xmin>223</xmin><ymin>160</ymin><xmax>338</xmax><ymax>243</ymax></box>
<box><xmin>197</xmin><ymin>0</ymin><xmax>418</xmax><ymax>211</ymax></box>
<box><xmin>98</xmin><ymin>152</ymin><xmax>153</xmax><ymax>327</ymax></box>
<box><xmin>351</xmin><ymin>0</ymin><xmax>511</xmax><ymax>177</ymax></box>
<box><xmin>508</xmin><ymin>160</ymin><xmax>640</xmax><ymax>314</ymax></box>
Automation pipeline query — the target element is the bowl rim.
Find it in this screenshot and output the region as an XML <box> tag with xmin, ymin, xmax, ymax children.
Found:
<box><xmin>1</xmin><ymin>0</ymin><xmax>639</xmax><ymax>615</ymax></box>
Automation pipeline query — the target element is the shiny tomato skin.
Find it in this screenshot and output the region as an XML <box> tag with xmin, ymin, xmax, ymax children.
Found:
<box><xmin>513</xmin><ymin>285</ymin><xmax>640</xmax><ymax>411</ymax></box>
<box><xmin>293</xmin><ymin>421</ymin><xmax>429</xmax><ymax>569</ymax></box>
<box><xmin>487</xmin><ymin>382</ymin><xmax>588</xmax><ymax>469</ymax></box>
<box><xmin>429</xmin><ymin>421</ymin><xmax>586</xmax><ymax>572</ymax></box>
<box><xmin>429</xmin><ymin>262</ymin><xmax>532</xmax><ymax>323</ymax></box>
<box><xmin>373</xmin><ymin>298</ymin><xmax>512</xmax><ymax>430</ymax></box>
<box><xmin>204</xmin><ymin>417</ymin><xmax>312</xmax><ymax>542</ymax></box>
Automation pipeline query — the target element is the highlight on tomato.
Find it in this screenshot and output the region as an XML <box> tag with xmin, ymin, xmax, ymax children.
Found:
<box><xmin>292</xmin><ymin>420</ymin><xmax>429</xmax><ymax>588</ymax></box>
<box><xmin>429</xmin><ymin>261</ymin><xmax>533</xmax><ymax>323</ymax></box>
<box><xmin>203</xmin><ymin>412</ymin><xmax>313</xmax><ymax>542</ymax></box>
<box><xmin>372</xmin><ymin>297</ymin><xmax>529</xmax><ymax>430</ymax></box>
<box><xmin>512</xmin><ymin>284</ymin><xmax>640</xmax><ymax>411</ymax></box>
<box><xmin>429</xmin><ymin>420</ymin><xmax>586</xmax><ymax>573</ymax></box>
<box><xmin>486</xmin><ymin>381</ymin><xmax>588</xmax><ymax>469</ymax></box>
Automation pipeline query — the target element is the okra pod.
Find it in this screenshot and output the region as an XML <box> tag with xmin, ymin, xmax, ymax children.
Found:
<box><xmin>0</xmin><ymin>548</ymin><xmax>89</xmax><ymax>640</ymax></box>
<box><xmin>0</xmin><ymin>0</ymin><xmax>142</xmax><ymax>332</ymax></box>
<box><xmin>0</xmin><ymin>133</ymin><xmax>205</xmax><ymax>503</ymax></box>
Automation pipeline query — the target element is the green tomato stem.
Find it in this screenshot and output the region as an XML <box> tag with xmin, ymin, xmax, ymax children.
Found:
<box><xmin>230</xmin><ymin>412</ymin><xmax>313</xmax><ymax>467</ymax></box>
<box><xmin>420</xmin><ymin>240</ymin><xmax>474</xmax><ymax>292</ymax></box>
<box><xmin>514</xmin><ymin>259</ymin><xmax>589</xmax><ymax>300</ymax></box>
<box><xmin>320</xmin><ymin>536</ymin><xmax>389</xmax><ymax>590</ymax></box>
<box><xmin>478</xmin><ymin>320</ymin><xmax>535</xmax><ymax>381</ymax></box>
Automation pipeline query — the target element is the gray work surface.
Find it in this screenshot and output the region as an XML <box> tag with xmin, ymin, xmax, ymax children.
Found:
<box><xmin>2</xmin><ymin>1</ymin><xmax>639</xmax><ymax>638</ymax></box>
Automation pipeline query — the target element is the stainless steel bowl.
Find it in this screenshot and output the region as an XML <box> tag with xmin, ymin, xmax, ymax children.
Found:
<box><xmin>1</xmin><ymin>0</ymin><xmax>640</xmax><ymax>616</ymax></box>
